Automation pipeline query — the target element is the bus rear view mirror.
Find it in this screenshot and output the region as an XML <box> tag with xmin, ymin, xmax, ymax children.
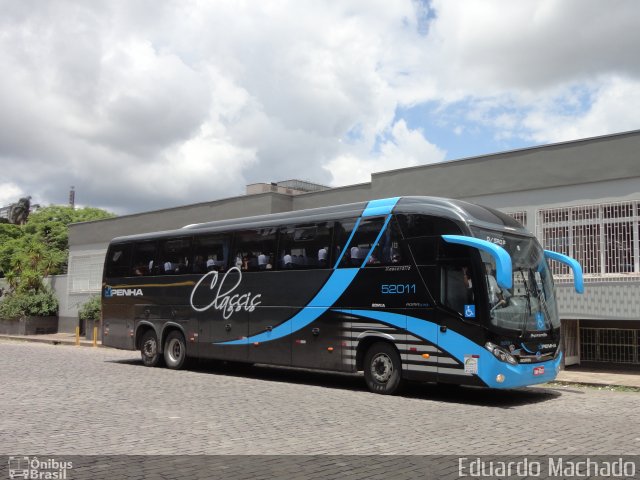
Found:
<box><xmin>544</xmin><ymin>250</ymin><xmax>584</xmax><ymax>294</ymax></box>
<box><xmin>441</xmin><ymin>235</ymin><xmax>513</xmax><ymax>290</ymax></box>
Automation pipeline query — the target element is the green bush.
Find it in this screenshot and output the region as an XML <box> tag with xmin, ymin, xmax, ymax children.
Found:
<box><xmin>0</xmin><ymin>289</ymin><xmax>59</xmax><ymax>319</ymax></box>
<box><xmin>78</xmin><ymin>295</ymin><xmax>101</xmax><ymax>322</ymax></box>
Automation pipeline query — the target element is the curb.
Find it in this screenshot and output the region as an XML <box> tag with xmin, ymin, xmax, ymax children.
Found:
<box><xmin>0</xmin><ymin>334</ymin><xmax>103</xmax><ymax>348</ymax></box>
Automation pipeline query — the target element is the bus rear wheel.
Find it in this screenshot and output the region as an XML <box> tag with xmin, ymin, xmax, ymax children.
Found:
<box><xmin>363</xmin><ymin>342</ymin><xmax>403</xmax><ymax>395</ymax></box>
<box><xmin>140</xmin><ymin>330</ymin><xmax>163</xmax><ymax>367</ymax></box>
<box><xmin>164</xmin><ymin>331</ymin><xmax>187</xmax><ymax>370</ymax></box>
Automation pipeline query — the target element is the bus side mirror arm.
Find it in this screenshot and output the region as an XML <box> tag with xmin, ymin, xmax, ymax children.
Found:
<box><xmin>441</xmin><ymin>235</ymin><xmax>513</xmax><ymax>290</ymax></box>
<box><xmin>544</xmin><ymin>250</ymin><xmax>584</xmax><ymax>294</ymax></box>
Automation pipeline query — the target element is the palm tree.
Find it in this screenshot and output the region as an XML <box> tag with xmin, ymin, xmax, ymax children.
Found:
<box><xmin>9</xmin><ymin>197</ymin><xmax>31</xmax><ymax>225</ymax></box>
<box><xmin>9</xmin><ymin>196</ymin><xmax>32</xmax><ymax>225</ymax></box>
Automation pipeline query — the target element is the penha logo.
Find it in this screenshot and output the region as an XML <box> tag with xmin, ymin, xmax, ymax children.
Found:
<box><xmin>190</xmin><ymin>267</ymin><xmax>262</xmax><ymax>319</ymax></box>
<box><xmin>104</xmin><ymin>285</ymin><xmax>143</xmax><ymax>298</ymax></box>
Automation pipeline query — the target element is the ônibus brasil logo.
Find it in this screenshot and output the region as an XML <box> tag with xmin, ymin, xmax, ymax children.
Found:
<box><xmin>104</xmin><ymin>285</ymin><xmax>143</xmax><ymax>298</ymax></box>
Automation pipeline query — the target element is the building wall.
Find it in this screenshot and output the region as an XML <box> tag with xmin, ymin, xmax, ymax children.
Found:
<box><xmin>65</xmin><ymin>130</ymin><xmax>640</xmax><ymax>364</ymax></box>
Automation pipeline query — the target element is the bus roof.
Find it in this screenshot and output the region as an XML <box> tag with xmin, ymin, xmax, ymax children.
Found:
<box><xmin>109</xmin><ymin>196</ymin><xmax>529</xmax><ymax>244</ymax></box>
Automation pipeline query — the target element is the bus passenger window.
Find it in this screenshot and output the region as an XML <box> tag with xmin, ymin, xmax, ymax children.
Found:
<box><xmin>131</xmin><ymin>241</ymin><xmax>158</xmax><ymax>276</ymax></box>
<box><xmin>365</xmin><ymin>217</ymin><xmax>406</xmax><ymax>267</ymax></box>
<box><xmin>278</xmin><ymin>222</ymin><xmax>332</xmax><ymax>270</ymax></box>
<box><xmin>441</xmin><ymin>265</ymin><xmax>475</xmax><ymax>317</ymax></box>
<box><xmin>332</xmin><ymin>218</ymin><xmax>357</xmax><ymax>268</ymax></box>
<box><xmin>159</xmin><ymin>237</ymin><xmax>192</xmax><ymax>275</ymax></box>
<box><xmin>337</xmin><ymin>217</ymin><xmax>384</xmax><ymax>268</ymax></box>
<box><xmin>193</xmin><ymin>235</ymin><xmax>230</xmax><ymax>273</ymax></box>
<box><xmin>234</xmin><ymin>228</ymin><xmax>277</xmax><ymax>272</ymax></box>
<box><xmin>105</xmin><ymin>244</ymin><xmax>133</xmax><ymax>278</ymax></box>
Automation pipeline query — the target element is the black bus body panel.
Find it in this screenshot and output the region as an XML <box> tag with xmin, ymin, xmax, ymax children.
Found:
<box><xmin>102</xmin><ymin>196</ymin><xmax>557</xmax><ymax>389</ymax></box>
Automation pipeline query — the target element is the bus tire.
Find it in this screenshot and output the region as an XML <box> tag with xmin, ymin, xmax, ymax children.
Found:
<box><xmin>140</xmin><ymin>330</ymin><xmax>163</xmax><ymax>367</ymax></box>
<box><xmin>164</xmin><ymin>330</ymin><xmax>187</xmax><ymax>370</ymax></box>
<box><xmin>363</xmin><ymin>342</ymin><xmax>403</xmax><ymax>395</ymax></box>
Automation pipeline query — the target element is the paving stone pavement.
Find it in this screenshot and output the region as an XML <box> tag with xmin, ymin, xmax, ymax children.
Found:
<box><xmin>0</xmin><ymin>339</ymin><xmax>639</xmax><ymax>478</ymax></box>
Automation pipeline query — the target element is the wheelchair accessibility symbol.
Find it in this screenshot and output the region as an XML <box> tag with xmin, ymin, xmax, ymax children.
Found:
<box><xmin>535</xmin><ymin>312</ymin><xmax>545</xmax><ymax>330</ymax></box>
<box><xmin>464</xmin><ymin>305</ymin><xmax>476</xmax><ymax>318</ymax></box>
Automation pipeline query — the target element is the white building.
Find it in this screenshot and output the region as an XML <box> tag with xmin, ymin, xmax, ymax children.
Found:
<box><xmin>66</xmin><ymin>129</ymin><xmax>640</xmax><ymax>369</ymax></box>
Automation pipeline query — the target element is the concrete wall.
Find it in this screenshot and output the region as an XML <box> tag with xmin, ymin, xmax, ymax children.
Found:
<box><xmin>46</xmin><ymin>275</ymin><xmax>78</xmax><ymax>333</ymax></box>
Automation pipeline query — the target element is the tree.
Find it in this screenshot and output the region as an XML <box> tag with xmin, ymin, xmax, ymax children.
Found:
<box><xmin>0</xmin><ymin>205</ymin><xmax>115</xmax><ymax>289</ymax></box>
<box><xmin>8</xmin><ymin>196</ymin><xmax>32</xmax><ymax>225</ymax></box>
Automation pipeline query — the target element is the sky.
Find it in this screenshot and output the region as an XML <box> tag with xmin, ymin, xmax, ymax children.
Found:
<box><xmin>1</xmin><ymin>0</ymin><xmax>640</xmax><ymax>215</ymax></box>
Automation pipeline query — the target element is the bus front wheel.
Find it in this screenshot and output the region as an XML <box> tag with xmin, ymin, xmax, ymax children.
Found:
<box><xmin>164</xmin><ymin>331</ymin><xmax>187</xmax><ymax>370</ymax></box>
<box><xmin>140</xmin><ymin>330</ymin><xmax>163</xmax><ymax>367</ymax></box>
<box><xmin>363</xmin><ymin>342</ymin><xmax>403</xmax><ymax>395</ymax></box>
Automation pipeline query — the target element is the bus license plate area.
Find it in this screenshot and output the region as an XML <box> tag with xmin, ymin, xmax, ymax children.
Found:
<box><xmin>533</xmin><ymin>366</ymin><xmax>545</xmax><ymax>376</ymax></box>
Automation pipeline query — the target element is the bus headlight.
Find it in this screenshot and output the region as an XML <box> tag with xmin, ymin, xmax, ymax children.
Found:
<box><xmin>485</xmin><ymin>342</ymin><xmax>518</xmax><ymax>365</ymax></box>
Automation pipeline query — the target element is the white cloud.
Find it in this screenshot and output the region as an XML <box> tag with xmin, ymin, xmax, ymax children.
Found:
<box><xmin>0</xmin><ymin>1</ymin><xmax>639</xmax><ymax>213</ymax></box>
<box><xmin>0</xmin><ymin>183</ymin><xmax>25</xmax><ymax>207</ymax></box>
<box><xmin>325</xmin><ymin>120</ymin><xmax>445</xmax><ymax>186</ymax></box>
<box><xmin>524</xmin><ymin>76</ymin><xmax>640</xmax><ymax>143</ymax></box>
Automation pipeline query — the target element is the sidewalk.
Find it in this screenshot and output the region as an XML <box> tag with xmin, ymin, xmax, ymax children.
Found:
<box><xmin>556</xmin><ymin>367</ymin><xmax>640</xmax><ymax>388</ymax></box>
<box><xmin>1</xmin><ymin>332</ymin><xmax>639</xmax><ymax>388</ymax></box>
<box><xmin>0</xmin><ymin>332</ymin><xmax>101</xmax><ymax>347</ymax></box>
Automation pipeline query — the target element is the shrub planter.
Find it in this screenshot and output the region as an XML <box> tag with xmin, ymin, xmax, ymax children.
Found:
<box><xmin>0</xmin><ymin>315</ymin><xmax>58</xmax><ymax>335</ymax></box>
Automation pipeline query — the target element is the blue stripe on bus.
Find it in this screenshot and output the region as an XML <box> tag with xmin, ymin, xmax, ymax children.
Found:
<box><xmin>360</xmin><ymin>215</ymin><xmax>391</xmax><ymax>267</ymax></box>
<box><xmin>215</xmin><ymin>198</ymin><xmax>395</xmax><ymax>346</ymax></box>
<box><xmin>333</xmin><ymin>217</ymin><xmax>361</xmax><ymax>269</ymax></box>
<box><xmin>219</xmin><ymin>268</ymin><xmax>360</xmax><ymax>345</ymax></box>
<box><xmin>362</xmin><ymin>197</ymin><xmax>400</xmax><ymax>217</ymax></box>
<box><xmin>335</xmin><ymin>309</ymin><xmax>562</xmax><ymax>389</ymax></box>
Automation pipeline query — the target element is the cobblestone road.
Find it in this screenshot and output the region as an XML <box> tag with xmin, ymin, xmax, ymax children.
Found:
<box><xmin>0</xmin><ymin>340</ymin><xmax>640</xmax><ymax>480</ymax></box>
<box><xmin>1</xmin><ymin>339</ymin><xmax>639</xmax><ymax>458</ymax></box>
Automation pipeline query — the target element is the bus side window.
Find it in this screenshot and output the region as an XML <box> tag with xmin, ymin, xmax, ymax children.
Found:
<box><xmin>332</xmin><ymin>218</ymin><xmax>358</xmax><ymax>268</ymax></box>
<box><xmin>337</xmin><ymin>217</ymin><xmax>385</xmax><ymax>268</ymax></box>
<box><xmin>193</xmin><ymin>235</ymin><xmax>230</xmax><ymax>273</ymax></box>
<box><xmin>105</xmin><ymin>244</ymin><xmax>133</xmax><ymax>278</ymax></box>
<box><xmin>131</xmin><ymin>241</ymin><xmax>158</xmax><ymax>276</ymax></box>
<box><xmin>278</xmin><ymin>222</ymin><xmax>332</xmax><ymax>270</ymax></box>
<box><xmin>365</xmin><ymin>217</ymin><xmax>406</xmax><ymax>267</ymax></box>
<box><xmin>159</xmin><ymin>237</ymin><xmax>192</xmax><ymax>275</ymax></box>
<box><xmin>234</xmin><ymin>228</ymin><xmax>277</xmax><ymax>272</ymax></box>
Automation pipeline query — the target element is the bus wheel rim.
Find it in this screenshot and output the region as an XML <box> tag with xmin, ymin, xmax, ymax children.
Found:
<box><xmin>168</xmin><ymin>338</ymin><xmax>182</xmax><ymax>363</ymax></box>
<box><xmin>371</xmin><ymin>353</ymin><xmax>393</xmax><ymax>383</ymax></box>
<box><xmin>144</xmin><ymin>339</ymin><xmax>157</xmax><ymax>358</ymax></box>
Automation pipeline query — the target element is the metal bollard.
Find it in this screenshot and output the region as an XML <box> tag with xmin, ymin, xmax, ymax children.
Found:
<box><xmin>93</xmin><ymin>326</ymin><xmax>98</xmax><ymax>347</ymax></box>
<box><xmin>75</xmin><ymin>326</ymin><xmax>80</xmax><ymax>346</ymax></box>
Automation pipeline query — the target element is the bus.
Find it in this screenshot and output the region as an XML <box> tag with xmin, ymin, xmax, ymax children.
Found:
<box><xmin>101</xmin><ymin>196</ymin><xmax>583</xmax><ymax>394</ymax></box>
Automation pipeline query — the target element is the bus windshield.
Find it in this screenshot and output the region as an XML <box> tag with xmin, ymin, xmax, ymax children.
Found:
<box><xmin>472</xmin><ymin>227</ymin><xmax>560</xmax><ymax>333</ymax></box>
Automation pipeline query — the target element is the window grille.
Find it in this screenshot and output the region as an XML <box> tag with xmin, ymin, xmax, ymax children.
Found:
<box><xmin>580</xmin><ymin>328</ymin><xmax>639</xmax><ymax>364</ymax></box>
<box><xmin>505</xmin><ymin>211</ymin><xmax>527</xmax><ymax>227</ymax></box>
<box><xmin>537</xmin><ymin>201</ymin><xmax>640</xmax><ymax>282</ymax></box>
<box><xmin>68</xmin><ymin>253</ymin><xmax>105</xmax><ymax>293</ymax></box>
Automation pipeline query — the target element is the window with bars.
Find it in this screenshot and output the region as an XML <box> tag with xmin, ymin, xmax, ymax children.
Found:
<box><xmin>537</xmin><ymin>201</ymin><xmax>640</xmax><ymax>281</ymax></box>
<box><xmin>505</xmin><ymin>211</ymin><xmax>527</xmax><ymax>227</ymax></box>
<box><xmin>69</xmin><ymin>253</ymin><xmax>105</xmax><ymax>293</ymax></box>
<box><xmin>580</xmin><ymin>328</ymin><xmax>639</xmax><ymax>364</ymax></box>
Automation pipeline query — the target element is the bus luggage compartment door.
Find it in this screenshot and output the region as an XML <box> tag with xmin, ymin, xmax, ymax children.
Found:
<box><xmin>248</xmin><ymin>307</ymin><xmax>292</xmax><ymax>366</ymax></box>
<box><xmin>201</xmin><ymin>310</ymin><xmax>249</xmax><ymax>362</ymax></box>
<box><xmin>291</xmin><ymin>308</ymin><xmax>343</xmax><ymax>371</ymax></box>
<box><xmin>103</xmin><ymin>304</ymin><xmax>135</xmax><ymax>350</ymax></box>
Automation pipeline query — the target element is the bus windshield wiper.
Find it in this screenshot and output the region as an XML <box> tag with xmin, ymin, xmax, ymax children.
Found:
<box><xmin>529</xmin><ymin>268</ymin><xmax>551</xmax><ymax>329</ymax></box>
<box><xmin>517</xmin><ymin>268</ymin><xmax>532</xmax><ymax>338</ymax></box>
